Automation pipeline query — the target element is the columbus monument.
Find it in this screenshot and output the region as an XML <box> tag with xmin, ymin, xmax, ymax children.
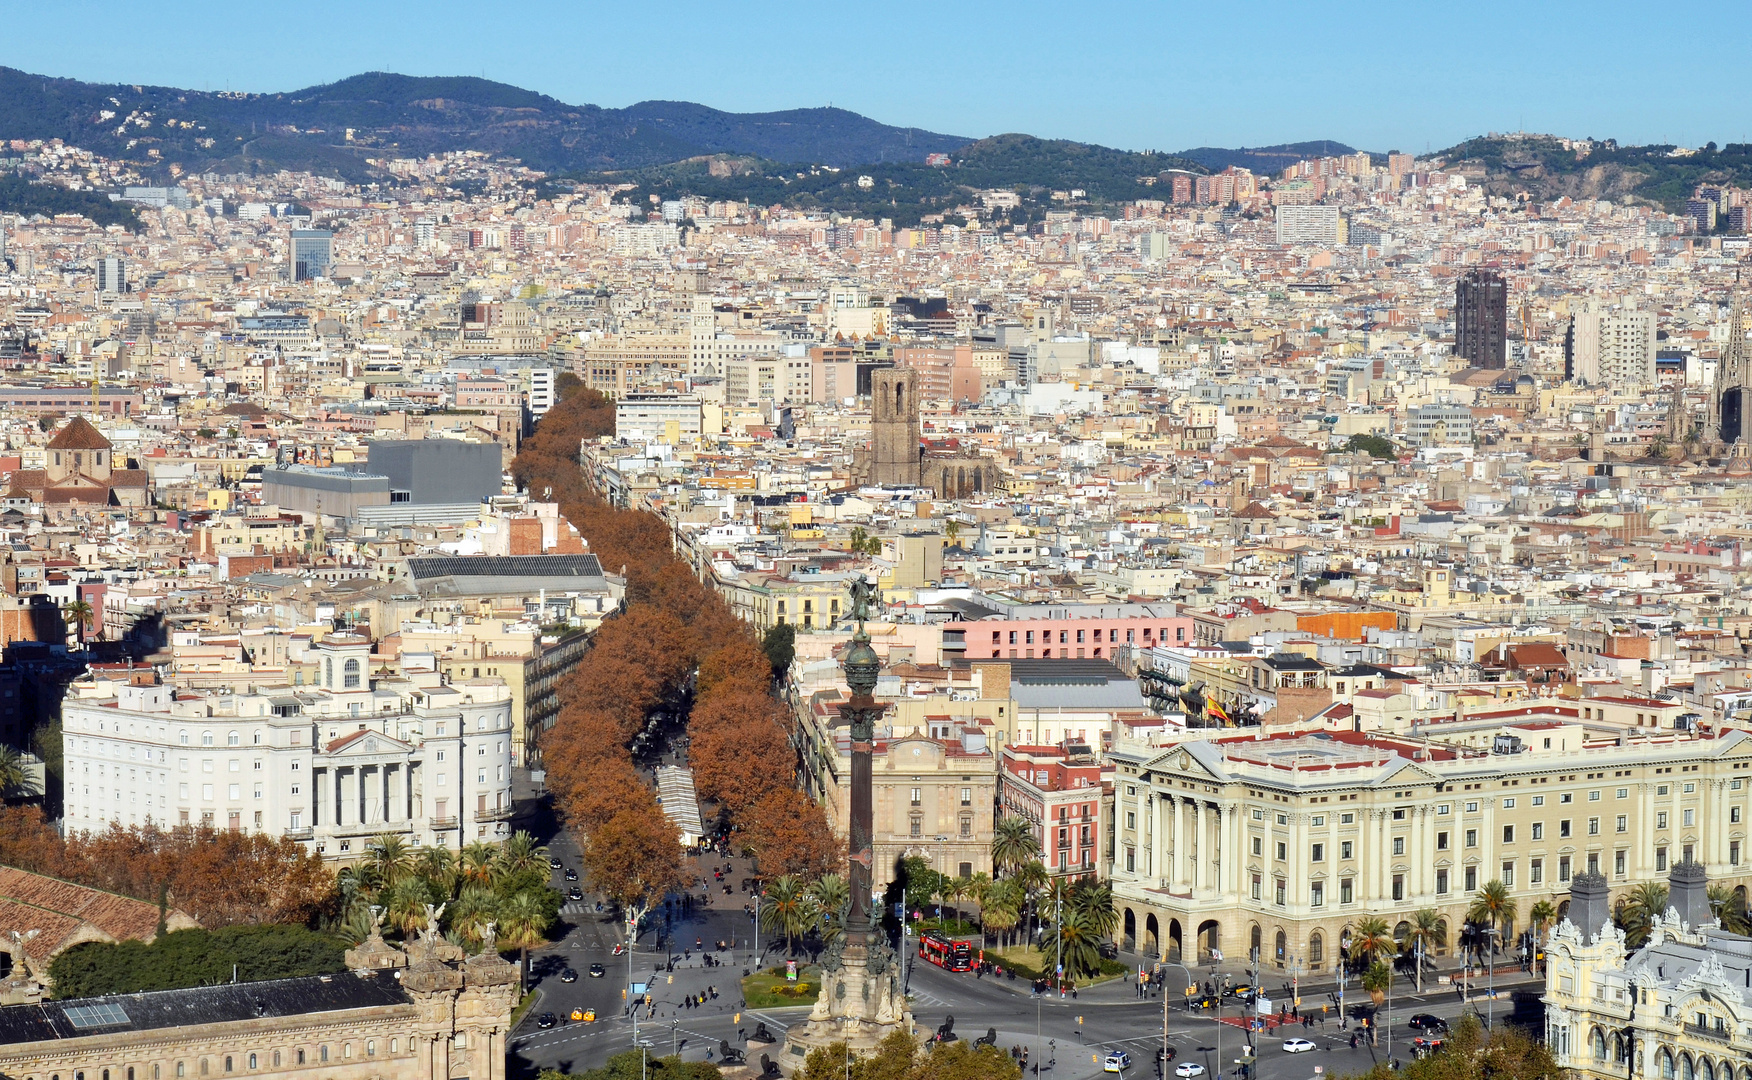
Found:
<box><xmin>780</xmin><ymin>576</ymin><xmax>912</xmax><ymax>1069</ymax></box>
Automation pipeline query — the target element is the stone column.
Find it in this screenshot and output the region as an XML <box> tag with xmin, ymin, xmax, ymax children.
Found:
<box><xmin>1193</xmin><ymin>801</ymin><xmax>1206</xmax><ymax>893</ymax></box>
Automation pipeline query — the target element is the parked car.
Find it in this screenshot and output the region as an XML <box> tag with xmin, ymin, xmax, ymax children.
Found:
<box><xmin>1282</xmin><ymin>1038</ymin><xmax>1316</xmax><ymax>1054</ymax></box>
<box><xmin>1104</xmin><ymin>1050</ymin><xmax>1133</xmax><ymax>1073</ymax></box>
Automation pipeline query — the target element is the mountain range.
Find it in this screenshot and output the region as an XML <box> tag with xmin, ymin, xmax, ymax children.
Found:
<box><xmin>0</xmin><ymin>66</ymin><xmax>1357</xmax><ymax>183</ymax></box>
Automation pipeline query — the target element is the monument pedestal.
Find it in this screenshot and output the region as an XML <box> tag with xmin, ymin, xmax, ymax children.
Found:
<box><xmin>779</xmin><ymin>935</ymin><xmax>912</xmax><ymax>1073</ymax></box>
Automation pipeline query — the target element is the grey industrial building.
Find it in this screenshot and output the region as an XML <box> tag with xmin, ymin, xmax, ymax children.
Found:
<box><xmin>366</xmin><ymin>440</ymin><xmax>503</xmax><ymax>506</ymax></box>
<box><xmin>260</xmin><ymin>465</ymin><xmax>391</xmax><ymax>521</ymax></box>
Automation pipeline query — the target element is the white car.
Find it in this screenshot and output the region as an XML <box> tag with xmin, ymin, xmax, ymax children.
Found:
<box><xmin>1282</xmin><ymin>1038</ymin><xmax>1317</xmax><ymax>1053</ymax></box>
<box><xmin>1176</xmin><ymin>1064</ymin><xmax>1206</xmax><ymax>1077</ymax></box>
<box><xmin>1104</xmin><ymin>1050</ymin><xmax>1133</xmax><ymax>1073</ymax></box>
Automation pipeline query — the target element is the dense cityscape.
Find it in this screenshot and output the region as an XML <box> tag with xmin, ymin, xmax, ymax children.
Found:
<box><xmin>3</xmin><ymin>41</ymin><xmax>1752</xmax><ymax>1080</ymax></box>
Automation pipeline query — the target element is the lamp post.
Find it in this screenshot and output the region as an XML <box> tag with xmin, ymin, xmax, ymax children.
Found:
<box><xmin>1160</xmin><ymin>960</ymin><xmax>1199</xmax><ymax>1080</ymax></box>
<box><xmin>934</xmin><ymin>835</ymin><xmax>949</xmax><ymax>924</ymax></box>
<box><xmin>1485</xmin><ymin>926</ymin><xmax>1498</xmax><ymax>1031</ymax></box>
<box><xmin>1338</xmin><ymin>935</ymin><xmax>1350</xmax><ymax>1028</ymax></box>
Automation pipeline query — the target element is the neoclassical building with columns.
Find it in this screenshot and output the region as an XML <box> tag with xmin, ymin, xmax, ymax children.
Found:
<box><xmin>1106</xmin><ymin>706</ymin><xmax>1752</xmax><ymax>977</ymax></box>
<box><xmin>0</xmin><ymin>919</ymin><xmax>517</xmax><ymax>1080</ymax></box>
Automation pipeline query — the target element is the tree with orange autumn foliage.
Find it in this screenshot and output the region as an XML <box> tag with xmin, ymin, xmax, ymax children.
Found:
<box><xmin>740</xmin><ymin>788</ymin><xmax>843</xmax><ymax>880</ymax></box>
<box><xmin>0</xmin><ymin>807</ymin><xmax>335</xmax><ymax>926</ymax></box>
<box><xmin>582</xmin><ymin>804</ymin><xmax>686</xmax><ymax>946</ymax></box>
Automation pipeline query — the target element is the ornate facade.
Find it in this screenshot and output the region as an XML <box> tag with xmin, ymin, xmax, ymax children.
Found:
<box><xmin>0</xmin><ymin>911</ymin><xmax>518</xmax><ymax>1080</ymax></box>
<box><xmin>1545</xmin><ymin>863</ymin><xmax>1752</xmax><ymax>1080</ymax></box>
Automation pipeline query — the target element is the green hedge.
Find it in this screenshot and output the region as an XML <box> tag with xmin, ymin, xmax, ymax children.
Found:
<box><xmin>49</xmin><ymin>925</ymin><xmax>346</xmax><ymax>1000</ymax></box>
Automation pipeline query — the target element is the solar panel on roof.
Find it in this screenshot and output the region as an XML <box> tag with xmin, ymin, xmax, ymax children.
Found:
<box><xmin>406</xmin><ymin>555</ymin><xmax>603</xmax><ymax>579</ymax></box>
<box><xmin>63</xmin><ymin>1002</ymin><xmax>129</xmax><ymax>1029</ymax></box>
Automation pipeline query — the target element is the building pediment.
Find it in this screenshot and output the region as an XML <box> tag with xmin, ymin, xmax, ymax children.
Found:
<box><xmin>323</xmin><ymin>729</ymin><xmax>415</xmax><ymax>757</ymax></box>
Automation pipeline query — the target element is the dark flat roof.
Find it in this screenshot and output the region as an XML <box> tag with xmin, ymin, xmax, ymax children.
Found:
<box><xmin>0</xmin><ymin>971</ymin><xmax>409</xmax><ymax>1047</ymax></box>
<box><xmin>407</xmin><ymin>555</ymin><xmax>603</xmax><ymax>580</ymax></box>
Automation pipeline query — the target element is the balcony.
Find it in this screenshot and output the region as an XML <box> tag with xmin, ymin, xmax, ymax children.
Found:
<box><xmin>431</xmin><ymin>816</ymin><xmax>459</xmax><ymax>830</ymax></box>
<box><xmin>477</xmin><ymin>806</ymin><xmax>514</xmax><ymax>823</ymax></box>
<box><xmin>1683</xmin><ymin>1022</ymin><xmax>1735</xmax><ymax>1044</ymax></box>
<box><xmin>283</xmin><ymin>827</ymin><xmax>314</xmax><ymax>841</ymax></box>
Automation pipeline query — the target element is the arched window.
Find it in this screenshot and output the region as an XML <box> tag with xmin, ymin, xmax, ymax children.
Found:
<box><xmin>201</xmin><ymin>732</ymin><xmax>213</xmax><ymax>746</ymax></box>
<box><xmin>1592</xmin><ymin>1029</ymin><xmax>1607</xmax><ymax>1060</ymax></box>
<box><xmin>271</xmin><ymin>1053</ymin><xmax>279</xmax><ymax>1067</ymax></box>
<box><xmin>325</xmin><ymin>658</ymin><xmax>333</xmax><ymax>688</ymax></box>
<box><xmin>390</xmin><ymin>1040</ymin><xmax>398</xmax><ymax>1054</ymax></box>
<box><xmin>367</xmin><ymin>1040</ymin><xmax>376</xmax><ymax>1056</ymax></box>
<box><xmin>1660</xmin><ymin>1051</ymin><xmax>1675</xmax><ymax>1080</ymax></box>
<box><xmin>175</xmin><ymin>1064</ymin><xmax>185</xmax><ymax>1079</ymax></box>
<box><xmin>294</xmin><ymin>1051</ymin><xmax>304</xmax><ymax>1066</ymax></box>
<box><xmin>1309</xmin><ymin>932</ymin><xmax>1323</xmax><ymax>964</ymax></box>
<box><xmin>247</xmin><ymin>1055</ymin><xmax>256</xmax><ymax>1070</ymax></box>
<box><xmin>319</xmin><ymin>1047</ymin><xmax>328</xmax><ymax>1064</ymax></box>
<box><xmin>1683</xmin><ymin>1053</ymin><xmax>1696</xmax><ymax>1080</ymax></box>
<box><xmin>227</xmin><ymin>732</ymin><xmax>239</xmax><ymax>747</ymax></box>
<box><xmin>1274</xmin><ymin>929</ymin><xmax>1286</xmax><ymax>961</ymax></box>
<box><xmin>1702</xmin><ymin>1060</ymin><xmax>1716</xmax><ymax>1080</ymax></box>
<box><xmin>199</xmin><ymin>1060</ymin><xmax>208</xmax><ymax>1077</ymax></box>
<box><xmin>343</xmin><ymin>1044</ymin><xmax>352</xmax><ymax>1060</ymax></box>
<box><xmin>222</xmin><ymin>1057</ymin><xmax>231</xmax><ymax>1073</ymax></box>
<box><xmin>343</xmin><ymin>659</ymin><xmax>361</xmax><ymax>689</ymax></box>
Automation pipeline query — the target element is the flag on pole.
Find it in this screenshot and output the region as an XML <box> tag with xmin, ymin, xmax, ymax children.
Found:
<box><xmin>1207</xmin><ymin>700</ymin><xmax>1231</xmax><ymax>724</ymax></box>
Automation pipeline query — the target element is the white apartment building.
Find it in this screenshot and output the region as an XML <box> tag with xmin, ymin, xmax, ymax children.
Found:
<box><xmin>1275</xmin><ymin>204</ymin><xmax>1343</xmax><ymax>246</ymax></box>
<box><xmin>615</xmin><ymin>393</ymin><xmax>704</xmax><ymax>444</ymax></box>
<box><xmin>61</xmin><ymin>637</ymin><xmax>515</xmax><ymax>861</ymax></box>
<box><xmin>1571</xmin><ymin>300</ymin><xmax>1658</xmax><ymax>389</ymax></box>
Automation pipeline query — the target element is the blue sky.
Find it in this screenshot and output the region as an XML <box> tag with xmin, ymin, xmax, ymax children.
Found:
<box><xmin>8</xmin><ymin>1</ymin><xmax>1750</xmax><ymax>154</ymax></box>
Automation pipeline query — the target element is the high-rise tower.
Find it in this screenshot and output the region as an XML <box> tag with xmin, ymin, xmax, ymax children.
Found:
<box><xmin>1706</xmin><ymin>290</ymin><xmax>1749</xmax><ymax>448</ymax></box>
<box><xmin>1456</xmin><ymin>269</ymin><xmax>1507</xmax><ymax>369</ymax></box>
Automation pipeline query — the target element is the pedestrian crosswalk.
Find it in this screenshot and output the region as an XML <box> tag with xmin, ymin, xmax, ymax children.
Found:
<box><xmin>561</xmin><ymin>901</ymin><xmax>593</xmax><ymax>915</ymax></box>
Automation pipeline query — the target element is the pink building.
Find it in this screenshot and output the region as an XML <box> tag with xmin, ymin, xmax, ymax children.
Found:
<box><xmin>944</xmin><ymin>608</ymin><xmax>1195</xmax><ymax>661</ymax></box>
<box><xmin>1000</xmin><ymin>744</ymin><xmax>1107</xmax><ymax>875</ymax></box>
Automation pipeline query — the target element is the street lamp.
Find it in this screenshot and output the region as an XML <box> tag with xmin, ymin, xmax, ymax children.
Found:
<box><xmin>1484</xmin><ymin>926</ymin><xmax>1499</xmax><ymax>1031</ymax></box>
<box><xmin>1160</xmin><ymin>960</ymin><xmax>1198</xmax><ymax>1080</ymax></box>
<box><xmin>1337</xmin><ymin>935</ymin><xmax>1350</xmax><ymax>1029</ymax></box>
<box><xmin>934</xmin><ymin>835</ymin><xmax>949</xmax><ymax>923</ymax></box>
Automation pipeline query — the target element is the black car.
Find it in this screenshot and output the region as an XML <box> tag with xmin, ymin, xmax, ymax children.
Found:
<box><xmin>567</xmin><ymin>887</ymin><xmax>583</xmax><ymax>901</ymax></box>
<box><xmin>589</xmin><ymin>963</ymin><xmax>606</xmax><ymax>978</ymax></box>
<box><xmin>564</xmin><ymin>868</ymin><xmax>579</xmax><ymax>882</ymax></box>
<box><xmin>1408</xmin><ymin>1014</ymin><xmax>1448</xmax><ymax>1034</ymax></box>
<box><xmin>549</xmin><ymin>858</ymin><xmax>563</xmax><ymax>870</ymax></box>
<box><xmin>559</xmin><ymin>969</ymin><xmax>577</xmax><ymax>983</ymax></box>
<box><xmin>536</xmin><ymin>1012</ymin><xmax>557</xmax><ymax>1029</ymax></box>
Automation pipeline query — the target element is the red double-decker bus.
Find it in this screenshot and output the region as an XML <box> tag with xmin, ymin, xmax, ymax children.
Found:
<box><xmin>918</xmin><ymin>931</ymin><xmax>973</xmax><ymax>972</ymax></box>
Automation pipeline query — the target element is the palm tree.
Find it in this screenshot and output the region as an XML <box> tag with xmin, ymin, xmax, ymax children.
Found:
<box><xmin>459</xmin><ymin>841</ymin><xmax>499</xmax><ymax>887</ymax></box>
<box><xmin>1467</xmin><ymin>880</ymin><xmax>1516</xmax><ymax>965</ymax></box>
<box><xmin>963</xmin><ymin>871</ymin><xmax>992</xmax><ymax>922</ymax></box>
<box><xmin>761</xmin><ymin>875</ymin><xmax>814</xmax><ymax>958</ymax></box>
<box><xmin>448</xmin><ymin>882</ymin><xmax>500</xmax><ymax>948</ymax></box>
<box><xmin>1708</xmin><ymin>884</ymin><xmax>1751</xmax><ymax>935</ymax></box>
<box><xmin>496</xmin><ymin>887</ymin><xmax>554</xmax><ymax>991</ymax></box>
<box><xmin>1012</xmin><ymin>859</ymin><xmax>1049</xmax><ymax>941</ymax></box>
<box><xmin>991</xmin><ymin>817</ymin><xmax>1040</xmax><ymax>877</ymax></box>
<box><xmin>1404</xmin><ymin>908</ymin><xmax>1444</xmax><ymax>992</ymax></box>
<box><xmin>415</xmin><ymin>846</ymin><xmax>458</xmax><ymax>897</ymax></box>
<box><xmin>1041</xmin><ymin>905</ymin><xmax>1102</xmax><ymax>981</ymax></box>
<box><xmin>382</xmin><ymin>875</ymin><xmax>435</xmax><ymax>938</ymax></box>
<box><xmin>495</xmin><ymin>831</ymin><xmax>549</xmax><ymax>881</ymax></box>
<box><xmin>1346</xmin><ymin>916</ymin><xmax>1395</xmax><ymax>969</ymax></box>
<box><xmin>0</xmin><ymin>745</ymin><xmax>41</xmax><ymax>799</ymax></box>
<box><xmin>1615</xmin><ymin>882</ymin><xmax>1671</xmax><ymax>948</ymax></box>
<box><xmin>980</xmin><ymin>880</ymin><xmax>1022</xmax><ymax>949</ymax></box>
<box><xmin>1527</xmin><ymin>900</ymin><xmax>1558</xmax><ymax>962</ymax></box>
<box><xmin>807</xmin><ymin>874</ymin><xmax>850</xmax><ymax>944</ymax></box>
<box><xmin>366</xmin><ymin>834</ymin><xmax>415</xmax><ymax>889</ymax></box>
<box><xmin>1070</xmin><ymin>877</ymin><xmax>1118</xmax><ymax>942</ymax></box>
<box><xmin>62</xmin><ymin>599</ymin><xmax>93</xmax><ymax>648</ymax></box>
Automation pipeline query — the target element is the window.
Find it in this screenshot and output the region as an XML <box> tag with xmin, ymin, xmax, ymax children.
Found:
<box><xmin>1532</xmin><ymin>795</ymin><xmax>1544</xmax><ymax>806</ymax></box>
<box><xmin>1252</xmin><ymin>837</ymin><xmax>1263</xmax><ymax>856</ymax></box>
<box><xmin>1501</xmin><ymin>860</ymin><xmax>1515</xmax><ymax>886</ymax></box>
<box><xmin>1502</xmin><ymin>824</ymin><xmax>1515</xmax><ymax>844</ymax></box>
<box><xmin>1656</xmin><ymin>846</ymin><xmax>1669</xmax><ymax>872</ymax></box>
<box><xmin>1274</xmin><ymin>878</ymin><xmax>1286</xmax><ymax>906</ymax></box>
<box><xmin>1588</xmin><ymin>817</ymin><xmax>1600</xmax><ymax>835</ymax></box>
<box><xmin>1616</xmin><ymin>788</ymin><xmax>1628</xmax><ymax>799</ymax></box>
<box><xmin>1502</xmin><ymin>798</ymin><xmax>1515</xmax><ymax>809</ymax></box>
<box><xmin>367</xmin><ymin>1042</ymin><xmax>376</xmax><ymax>1057</ymax></box>
<box><xmin>1531</xmin><ymin>823</ymin><xmax>1543</xmax><ymax>840</ymax></box>
<box><xmin>1465</xmin><ymin>829</ymin><xmax>1478</xmax><ymax>848</ymax></box>
<box><xmin>1560</xmin><ymin>819</ymin><xmax>1572</xmax><ymax>838</ymax></box>
<box><xmin>910</xmin><ymin>788</ymin><xmax>921</xmax><ymax>806</ymax></box>
<box><xmin>1466</xmin><ymin>801</ymin><xmax>1478</xmax><ymax>813</ymax></box>
<box><xmin>1530</xmin><ymin>858</ymin><xmax>1543</xmax><ymax>884</ymax></box>
<box><xmin>1735</xmin><ymin>807</ymin><xmax>1744</xmax><ymax>824</ymax></box>
<box><xmin>1684</xmin><ymin>809</ymin><xmax>1695</xmax><ymax>827</ymax></box>
<box><xmin>343</xmin><ymin>658</ymin><xmax>361</xmax><ymax>689</ymax></box>
<box><xmin>1615</xmin><ymin>850</ymin><xmax>1627</xmax><ymax>876</ymax></box>
<box><xmin>1465</xmin><ymin>866</ymin><xmax>1478</xmax><ymax>891</ymax></box>
<box><xmin>910</xmin><ymin>818</ymin><xmax>922</xmax><ymax>838</ymax></box>
<box><xmin>1559</xmin><ymin>855</ymin><xmax>1571</xmax><ymax>882</ymax></box>
<box><xmin>1588</xmin><ymin>852</ymin><xmax>1600</xmax><ymax>875</ymax></box>
<box><xmin>960</xmin><ymin>788</ymin><xmax>972</xmax><ymax>806</ymax></box>
<box><xmin>1251</xmin><ymin>874</ymin><xmax>1262</xmax><ymax>900</ymax></box>
<box><xmin>1311</xmin><ymin>843</ymin><xmax>1324</xmax><ymax>862</ymax></box>
<box><xmin>226</xmin><ymin>732</ymin><xmax>239</xmax><ymax>746</ymax></box>
<box><xmin>1276</xmin><ymin>842</ymin><xmax>1287</xmax><ymax>861</ymax></box>
<box><xmin>1436</xmin><ymin>831</ymin><xmax>1449</xmax><ymax>851</ymax></box>
<box><xmin>1437</xmin><ymin>804</ymin><xmax>1450</xmax><ymax>815</ymax></box>
<box><xmin>1561</xmin><ymin>793</ymin><xmax>1573</xmax><ymax>803</ymax></box>
<box><xmin>1436</xmin><ymin>868</ymin><xmax>1449</xmax><ymax>894</ymax></box>
<box><xmin>1733</xmin><ymin>842</ymin><xmax>1742</xmax><ymax>866</ymax></box>
<box><xmin>1126</xmin><ymin>812</ymin><xmax>1136</xmax><ymax>829</ymax></box>
<box><xmin>1311</xmin><ymin>881</ymin><xmax>1324</xmax><ymax>907</ymax></box>
<box><xmin>1392</xmin><ymin>836</ymin><xmax>1405</xmax><ymax>856</ymax></box>
<box><xmin>1340</xmin><ymin>812</ymin><xmax>1355</xmax><ymax>824</ymax></box>
<box><xmin>1657</xmin><ymin>812</ymin><xmax>1668</xmax><ymax>830</ymax></box>
<box><xmin>1340</xmin><ymin>840</ymin><xmax>1353</xmax><ymax>859</ymax></box>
